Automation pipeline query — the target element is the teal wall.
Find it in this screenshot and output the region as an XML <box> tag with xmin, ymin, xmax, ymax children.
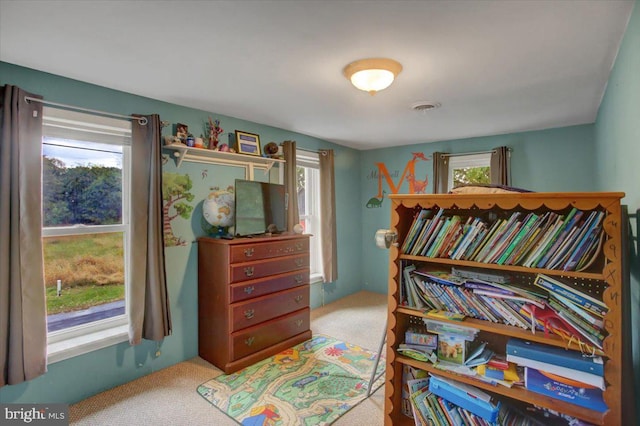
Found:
<box><xmin>0</xmin><ymin>61</ymin><xmax>362</xmax><ymax>404</ymax></box>
<box><xmin>1</xmin><ymin>1</ymin><xmax>639</xmax><ymax>406</ymax></box>
<box><xmin>594</xmin><ymin>0</ymin><xmax>640</xmax><ymax>411</ymax></box>
<box><xmin>359</xmin><ymin>124</ymin><xmax>596</xmax><ymax>294</ymax></box>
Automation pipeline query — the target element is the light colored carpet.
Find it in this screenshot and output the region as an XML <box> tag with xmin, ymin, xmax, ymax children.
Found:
<box><xmin>69</xmin><ymin>290</ymin><xmax>387</xmax><ymax>425</ymax></box>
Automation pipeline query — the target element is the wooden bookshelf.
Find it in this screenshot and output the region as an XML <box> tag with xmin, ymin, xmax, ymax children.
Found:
<box><xmin>383</xmin><ymin>192</ymin><xmax>628</xmax><ymax>426</ymax></box>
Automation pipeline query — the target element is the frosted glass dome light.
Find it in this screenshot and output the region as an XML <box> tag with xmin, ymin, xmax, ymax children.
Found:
<box><xmin>343</xmin><ymin>58</ymin><xmax>402</xmax><ymax>95</ymax></box>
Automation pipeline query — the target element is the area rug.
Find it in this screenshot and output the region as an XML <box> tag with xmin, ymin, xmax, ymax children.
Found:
<box><xmin>197</xmin><ymin>334</ymin><xmax>385</xmax><ymax>425</ymax></box>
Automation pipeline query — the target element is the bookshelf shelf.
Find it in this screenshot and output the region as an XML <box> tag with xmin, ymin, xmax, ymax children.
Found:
<box><xmin>395</xmin><ymin>355</ymin><xmax>605</xmax><ymax>425</ymax></box>
<box><xmin>396</xmin><ymin>307</ymin><xmax>605</xmax><ymax>355</ymax></box>
<box><xmin>398</xmin><ymin>254</ymin><xmax>606</xmax><ymax>281</ymax></box>
<box><xmin>383</xmin><ymin>192</ymin><xmax>629</xmax><ymax>426</ymax></box>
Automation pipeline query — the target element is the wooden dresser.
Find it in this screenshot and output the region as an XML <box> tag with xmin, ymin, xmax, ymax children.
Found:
<box><xmin>197</xmin><ymin>234</ymin><xmax>312</xmax><ymax>374</ymax></box>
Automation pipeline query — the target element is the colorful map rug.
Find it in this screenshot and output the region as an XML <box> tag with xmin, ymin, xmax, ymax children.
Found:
<box><xmin>197</xmin><ymin>334</ymin><xmax>385</xmax><ymax>425</ymax></box>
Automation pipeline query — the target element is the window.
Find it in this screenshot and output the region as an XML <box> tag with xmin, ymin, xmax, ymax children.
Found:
<box><xmin>296</xmin><ymin>151</ymin><xmax>324</xmax><ymax>283</ymax></box>
<box><xmin>42</xmin><ymin>107</ymin><xmax>131</xmax><ymax>362</ymax></box>
<box><xmin>447</xmin><ymin>152</ymin><xmax>491</xmax><ymax>192</ymax></box>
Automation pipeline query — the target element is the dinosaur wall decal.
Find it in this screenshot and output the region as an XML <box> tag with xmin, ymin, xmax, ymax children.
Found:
<box><xmin>406</xmin><ymin>172</ymin><xmax>428</xmax><ymax>194</ymax></box>
<box><xmin>366</xmin><ymin>190</ymin><xmax>387</xmax><ymax>208</ymax></box>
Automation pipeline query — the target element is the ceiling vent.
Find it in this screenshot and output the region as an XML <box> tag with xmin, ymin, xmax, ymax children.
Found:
<box><xmin>411</xmin><ymin>101</ymin><xmax>441</xmax><ymax>112</ymax></box>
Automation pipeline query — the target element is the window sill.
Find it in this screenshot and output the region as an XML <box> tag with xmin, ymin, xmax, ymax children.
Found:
<box><xmin>310</xmin><ymin>273</ymin><xmax>324</xmax><ymax>284</ymax></box>
<box><xmin>47</xmin><ymin>324</ymin><xmax>128</xmax><ymax>364</ymax></box>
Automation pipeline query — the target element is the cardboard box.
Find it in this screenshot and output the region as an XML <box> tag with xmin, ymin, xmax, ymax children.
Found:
<box><xmin>437</xmin><ymin>333</ymin><xmax>470</xmax><ymax>365</ymax></box>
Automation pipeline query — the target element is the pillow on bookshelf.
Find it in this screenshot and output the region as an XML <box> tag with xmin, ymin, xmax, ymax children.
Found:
<box><xmin>450</xmin><ymin>184</ymin><xmax>533</xmax><ymax>194</ymax></box>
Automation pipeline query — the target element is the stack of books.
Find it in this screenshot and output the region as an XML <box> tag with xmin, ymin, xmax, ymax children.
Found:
<box><xmin>401</xmin><ymin>365</ymin><xmax>428</xmax><ymax>419</ymax></box>
<box><xmin>533</xmin><ymin>274</ymin><xmax>608</xmax><ymax>349</ymax></box>
<box><xmin>406</xmin><ymin>372</ymin><xmax>585</xmax><ymax>426</ymax></box>
<box><xmin>400</xmin><ymin>207</ymin><xmax>604</xmax><ymax>271</ymax></box>
<box><xmin>406</xmin><ymin>376</ymin><xmax>502</xmax><ymax>425</ymax></box>
<box><xmin>401</xmin><ymin>264</ymin><xmax>547</xmax><ymax>329</ymax></box>
<box><xmin>506</xmin><ymin>338</ymin><xmax>608</xmax><ymax>413</ymax></box>
<box><xmin>399</xmin><ymin>327</ymin><xmax>438</xmax><ymax>362</ymax></box>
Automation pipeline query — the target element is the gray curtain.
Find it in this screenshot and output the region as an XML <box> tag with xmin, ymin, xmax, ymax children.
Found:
<box><xmin>283</xmin><ymin>140</ymin><xmax>300</xmax><ymax>232</ymax></box>
<box><xmin>319</xmin><ymin>149</ymin><xmax>338</xmax><ymax>282</ymax></box>
<box><xmin>490</xmin><ymin>146</ymin><xmax>511</xmax><ymax>185</ymax></box>
<box><xmin>0</xmin><ymin>85</ymin><xmax>47</xmax><ymax>386</ymax></box>
<box><xmin>128</xmin><ymin>114</ymin><xmax>171</xmax><ymax>345</ymax></box>
<box><xmin>432</xmin><ymin>151</ymin><xmax>449</xmax><ymax>193</ymax></box>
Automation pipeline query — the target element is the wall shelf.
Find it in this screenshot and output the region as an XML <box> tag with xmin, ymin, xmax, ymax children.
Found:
<box><xmin>163</xmin><ymin>143</ymin><xmax>285</xmax><ymax>180</ymax></box>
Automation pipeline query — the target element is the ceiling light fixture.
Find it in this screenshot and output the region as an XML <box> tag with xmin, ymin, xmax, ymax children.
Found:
<box><xmin>343</xmin><ymin>58</ymin><xmax>403</xmax><ymax>95</ymax></box>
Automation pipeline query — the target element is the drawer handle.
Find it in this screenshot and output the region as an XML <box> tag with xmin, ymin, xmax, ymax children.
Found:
<box><xmin>244</xmin><ymin>267</ymin><xmax>254</xmax><ymax>277</ymax></box>
<box><xmin>244</xmin><ymin>286</ymin><xmax>255</xmax><ymax>294</ymax></box>
<box><xmin>243</xmin><ymin>248</ymin><xmax>254</xmax><ymax>257</ymax></box>
<box><xmin>294</xmin><ymin>295</ymin><xmax>303</xmax><ymax>303</ymax></box>
<box><xmin>295</xmin><ymin>319</ymin><xmax>303</xmax><ymax>327</ymax></box>
<box><xmin>294</xmin><ymin>275</ymin><xmax>303</xmax><ymax>284</ymax></box>
<box><xmin>295</xmin><ymin>242</ymin><xmax>303</xmax><ymax>251</ymax></box>
<box><xmin>294</xmin><ymin>258</ymin><xmax>304</xmax><ymax>267</ymax></box>
<box><xmin>244</xmin><ymin>309</ymin><xmax>255</xmax><ymax>319</ymax></box>
<box><xmin>245</xmin><ymin>336</ymin><xmax>255</xmax><ymax>346</ymax></box>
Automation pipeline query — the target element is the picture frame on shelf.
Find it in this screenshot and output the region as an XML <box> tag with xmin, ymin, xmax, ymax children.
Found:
<box><xmin>176</xmin><ymin>123</ymin><xmax>188</xmax><ymax>141</ymax></box>
<box><xmin>235</xmin><ymin>130</ymin><xmax>261</xmax><ymax>156</ymax></box>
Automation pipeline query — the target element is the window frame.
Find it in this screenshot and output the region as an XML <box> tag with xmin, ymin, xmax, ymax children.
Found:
<box><xmin>446</xmin><ymin>152</ymin><xmax>491</xmax><ymax>192</ymax></box>
<box><xmin>42</xmin><ymin>107</ymin><xmax>132</xmax><ymax>363</ymax></box>
<box><xmin>296</xmin><ymin>150</ymin><xmax>324</xmax><ymax>283</ymax></box>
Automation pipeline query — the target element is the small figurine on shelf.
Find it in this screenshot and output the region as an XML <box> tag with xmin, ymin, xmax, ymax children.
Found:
<box><xmin>208</xmin><ymin>117</ymin><xmax>223</xmax><ymax>150</ymax></box>
<box><xmin>194</xmin><ymin>135</ymin><xmax>205</xmax><ymax>148</ymax></box>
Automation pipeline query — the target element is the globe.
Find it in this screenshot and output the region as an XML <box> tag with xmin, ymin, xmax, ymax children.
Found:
<box><xmin>203</xmin><ymin>188</ymin><xmax>234</xmax><ymax>228</ymax></box>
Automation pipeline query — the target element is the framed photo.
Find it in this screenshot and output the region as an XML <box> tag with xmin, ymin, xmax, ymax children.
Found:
<box><xmin>176</xmin><ymin>123</ymin><xmax>188</xmax><ymax>141</ymax></box>
<box><xmin>235</xmin><ymin>130</ymin><xmax>261</xmax><ymax>156</ymax></box>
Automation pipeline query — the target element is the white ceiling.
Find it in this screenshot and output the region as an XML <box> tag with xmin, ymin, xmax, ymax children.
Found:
<box><xmin>0</xmin><ymin>1</ymin><xmax>634</xmax><ymax>150</ymax></box>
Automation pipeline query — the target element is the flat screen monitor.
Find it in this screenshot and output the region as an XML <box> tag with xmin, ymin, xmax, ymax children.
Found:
<box><xmin>234</xmin><ymin>179</ymin><xmax>286</xmax><ymax>237</ymax></box>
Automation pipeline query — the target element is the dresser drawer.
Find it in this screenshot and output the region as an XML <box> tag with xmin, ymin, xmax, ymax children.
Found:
<box><xmin>230</xmin><ymin>253</ymin><xmax>309</xmax><ymax>283</ymax></box>
<box><xmin>231</xmin><ymin>308</ymin><xmax>310</xmax><ymax>360</ymax></box>
<box><xmin>230</xmin><ymin>269</ymin><xmax>309</xmax><ymax>303</ymax></box>
<box><xmin>230</xmin><ymin>238</ymin><xmax>309</xmax><ymax>263</ymax></box>
<box><xmin>231</xmin><ymin>285</ymin><xmax>309</xmax><ymax>332</ymax></box>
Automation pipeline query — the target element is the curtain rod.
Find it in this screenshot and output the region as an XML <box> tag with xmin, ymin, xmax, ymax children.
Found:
<box><xmin>24</xmin><ymin>96</ymin><xmax>148</xmax><ymax>125</ymax></box>
<box><xmin>441</xmin><ymin>148</ymin><xmax>511</xmax><ymax>158</ymax></box>
<box><xmin>286</xmin><ymin>146</ymin><xmax>329</xmax><ymax>156</ymax></box>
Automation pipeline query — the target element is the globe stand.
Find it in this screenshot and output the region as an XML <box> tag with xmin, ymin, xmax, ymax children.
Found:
<box><xmin>214</xmin><ymin>226</ymin><xmax>226</xmax><ymax>239</ymax></box>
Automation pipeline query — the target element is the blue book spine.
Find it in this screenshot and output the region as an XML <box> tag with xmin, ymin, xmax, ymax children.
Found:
<box><xmin>439</xmin><ymin>285</ymin><xmax>462</xmax><ymax>314</ymax></box>
<box><xmin>402</xmin><ymin>210</ymin><xmax>428</xmax><ymax>253</ymax></box>
<box><xmin>548</xmin><ymin>211</ymin><xmax>600</xmax><ymax>270</ymax></box>
<box><xmin>535</xmin><ymin>208</ymin><xmax>582</xmax><ymax>268</ymax></box>
<box><xmin>562</xmin><ymin>211</ymin><xmax>604</xmax><ymax>271</ymax></box>
<box><xmin>506</xmin><ymin>338</ymin><xmax>603</xmax><ymax>376</ymax></box>
<box><xmin>451</xmin><ymin>286</ymin><xmax>480</xmax><ymax>318</ymax></box>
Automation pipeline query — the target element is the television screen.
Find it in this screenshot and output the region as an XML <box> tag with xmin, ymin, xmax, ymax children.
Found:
<box><xmin>234</xmin><ymin>179</ymin><xmax>287</xmax><ymax>237</ymax></box>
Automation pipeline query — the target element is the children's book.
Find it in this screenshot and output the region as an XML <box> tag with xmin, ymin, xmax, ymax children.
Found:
<box><xmin>533</xmin><ymin>274</ymin><xmax>608</xmax><ymax>317</ymax></box>
<box><xmin>464</xmin><ymin>341</ymin><xmax>494</xmax><ymax>367</ymax></box>
<box><xmin>407</xmin><ymin>379</ymin><xmax>436</xmax><ymax>426</ymax></box>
